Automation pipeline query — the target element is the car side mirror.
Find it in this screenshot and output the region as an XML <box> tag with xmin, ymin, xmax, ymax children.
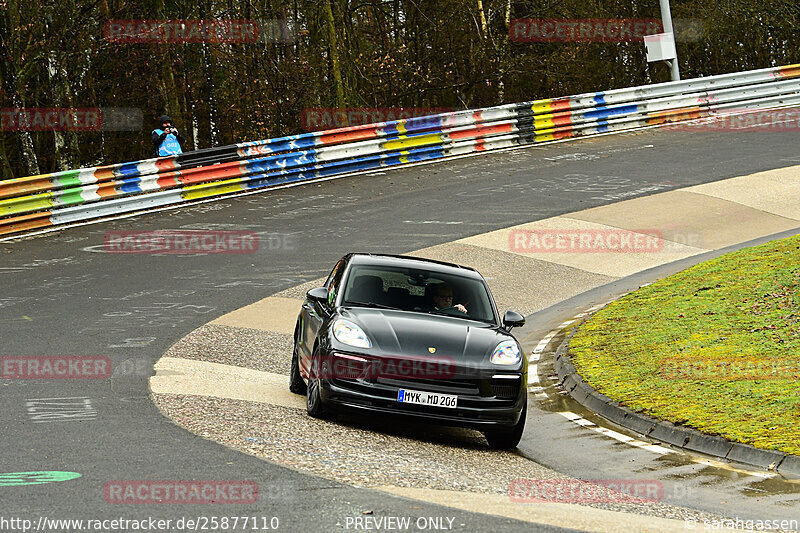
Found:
<box><xmin>307</xmin><ymin>287</ymin><xmax>329</xmax><ymax>304</ymax></box>
<box><xmin>503</xmin><ymin>310</ymin><xmax>525</xmax><ymax>330</ymax></box>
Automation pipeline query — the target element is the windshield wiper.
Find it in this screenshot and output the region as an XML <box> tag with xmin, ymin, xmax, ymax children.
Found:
<box><xmin>343</xmin><ymin>300</ymin><xmax>401</xmax><ymax>311</ymax></box>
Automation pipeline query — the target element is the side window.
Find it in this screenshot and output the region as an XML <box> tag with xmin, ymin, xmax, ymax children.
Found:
<box><xmin>324</xmin><ymin>260</ymin><xmax>342</xmax><ymax>288</ymax></box>
<box><xmin>327</xmin><ymin>260</ymin><xmax>346</xmax><ymax>306</ymax></box>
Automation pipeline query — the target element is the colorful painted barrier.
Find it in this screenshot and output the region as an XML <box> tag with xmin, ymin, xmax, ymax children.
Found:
<box><xmin>2</xmin><ymin>63</ymin><xmax>800</xmax><ymax>236</ymax></box>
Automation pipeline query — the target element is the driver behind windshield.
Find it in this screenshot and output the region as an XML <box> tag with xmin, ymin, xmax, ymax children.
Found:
<box><xmin>425</xmin><ymin>282</ymin><xmax>468</xmax><ymax>314</ymax></box>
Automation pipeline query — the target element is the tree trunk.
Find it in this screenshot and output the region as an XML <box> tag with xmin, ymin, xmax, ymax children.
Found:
<box><xmin>477</xmin><ymin>0</ymin><xmax>488</xmax><ymax>37</ymax></box>
<box><xmin>45</xmin><ymin>56</ymin><xmax>73</xmax><ymax>170</ymax></box>
<box><xmin>0</xmin><ymin>6</ymin><xmax>40</xmax><ymax>176</ymax></box>
<box><xmin>199</xmin><ymin>0</ymin><xmax>221</xmax><ymax>146</ymax></box>
<box><xmin>323</xmin><ymin>0</ymin><xmax>346</xmax><ymax>113</ymax></box>
<box><xmin>0</xmin><ymin>133</ymin><xmax>15</xmax><ymax>180</ymax></box>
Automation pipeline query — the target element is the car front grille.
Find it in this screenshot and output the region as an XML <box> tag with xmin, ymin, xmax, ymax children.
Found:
<box><xmin>375</xmin><ymin>377</ymin><xmax>480</xmax><ymax>395</ymax></box>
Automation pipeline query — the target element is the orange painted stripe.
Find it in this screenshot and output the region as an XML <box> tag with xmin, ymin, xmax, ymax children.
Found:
<box><xmin>777</xmin><ymin>64</ymin><xmax>800</xmax><ymax>79</ymax></box>
<box><xmin>320</xmin><ymin>127</ymin><xmax>379</xmax><ymax>145</ymax></box>
<box><xmin>96</xmin><ymin>182</ymin><xmax>120</xmax><ymax>198</ymax></box>
<box><xmin>0</xmin><ymin>176</ymin><xmax>54</xmax><ymax>200</ymax></box>
<box><xmin>93</xmin><ymin>167</ymin><xmax>116</xmax><ymax>181</ymax></box>
<box><xmin>449</xmin><ymin>123</ymin><xmax>513</xmax><ymax>140</ymax></box>
<box><xmin>551</xmin><ymin>113</ymin><xmax>574</xmax><ymax>127</ymax></box>
<box><xmin>647</xmin><ymin>107</ymin><xmax>703</xmax><ymax>125</ymax></box>
<box><xmin>0</xmin><ymin>211</ymin><xmax>53</xmax><ymax>236</ymax></box>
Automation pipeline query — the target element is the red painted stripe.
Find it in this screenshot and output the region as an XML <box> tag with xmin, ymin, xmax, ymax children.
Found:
<box><xmin>157</xmin><ymin>171</ymin><xmax>183</xmax><ymax>189</ymax></box>
<box><xmin>549</xmin><ymin>98</ymin><xmax>572</xmax><ymax>112</ymax></box>
<box><xmin>156</xmin><ymin>157</ymin><xmax>179</xmax><ymax>171</ymax></box>
<box><xmin>178</xmin><ymin>162</ymin><xmax>247</xmax><ymax>185</ymax></box>
<box><xmin>449</xmin><ymin>123</ymin><xmax>513</xmax><ymax>140</ymax></box>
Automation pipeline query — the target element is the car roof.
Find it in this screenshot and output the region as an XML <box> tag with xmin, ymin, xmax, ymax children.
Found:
<box><xmin>347</xmin><ymin>253</ymin><xmax>483</xmax><ymax>279</ymax></box>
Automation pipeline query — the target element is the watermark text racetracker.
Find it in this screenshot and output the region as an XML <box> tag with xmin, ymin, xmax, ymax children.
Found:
<box><xmin>104</xmin><ymin>19</ymin><xmax>296</xmax><ymax>43</ymax></box>
<box><xmin>509</xmin><ymin>478</ymin><xmax>664</xmax><ymax>504</ymax></box>
<box><xmin>2</xmin><ymin>356</ymin><xmax>111</xmax><ymax>379</ymax></box>
<box><xmin>0</xmin><ymin>516</ymin><xmax>281</xmax><ymax>532</ymax></box>
<box><xmin>104</xmin><ymin>230</ymin><xmax>260</xmax><ymax>254</ymax></box>
<box><xmin>1</xmin><ymin>107</ymin><xmax>142</xmax><ymax>131</ymax></box>
<box><xmin>509</xmin><ymin>229</ymin><xmax>664</xmax><ymax>253</ymax></box>
<box><xmin>104</xmin><ymin>480</ymin><xmax>258</xmax><ymax>504</ymax></box>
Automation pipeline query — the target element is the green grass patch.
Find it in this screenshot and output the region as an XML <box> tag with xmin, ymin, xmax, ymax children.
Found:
<box><xmin>570</xmin><ymin>234</ymin><xmax>800</xmax><ymax>455</ymax></box>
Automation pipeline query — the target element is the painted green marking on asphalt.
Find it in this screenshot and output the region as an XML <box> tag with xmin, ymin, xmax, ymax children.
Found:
<box><xmin>0</xmin><ymin>471</ymin><xmax>82</xmax><ymax>486</ymax></box>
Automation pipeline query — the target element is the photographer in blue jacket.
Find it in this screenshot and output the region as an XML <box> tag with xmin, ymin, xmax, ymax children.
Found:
<box><xmin>151</xmin><ymin>115</ymin><xmax>185</xmax><ymax>156</ymax></box>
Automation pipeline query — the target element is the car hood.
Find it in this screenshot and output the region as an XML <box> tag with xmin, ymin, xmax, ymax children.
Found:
<box><xmin>337</xmin><ymin>307</ymin><xmax>512</xmax><ymax>364</ymax></box>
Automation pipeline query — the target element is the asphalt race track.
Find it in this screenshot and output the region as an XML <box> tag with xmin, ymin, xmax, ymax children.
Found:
<box><xmin>2</xmin><ymin>126</ymin><xmax>800</xmax><ymax>532</ymax></box>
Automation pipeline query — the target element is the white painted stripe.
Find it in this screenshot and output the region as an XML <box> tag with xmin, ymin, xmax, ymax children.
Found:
<box><xmin>527</xmin><ymin>364</ymin><xmax>538</xmax><ymax>385</ymax></box>
<box><xmin>79</xmin><ymin>185</ymin><xmax>102</xmax><ymax>202</ymax></box>
<box><xmin>594</xmin><ymin>426</ymin><xmax>636</xmax><ymax>442</ymax></box>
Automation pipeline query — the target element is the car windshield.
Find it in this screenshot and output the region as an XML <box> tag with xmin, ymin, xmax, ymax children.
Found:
<box><xmin>341</xmin><ymin>264</ymin><xmax>497</xmax><ymax>323</ymax></box>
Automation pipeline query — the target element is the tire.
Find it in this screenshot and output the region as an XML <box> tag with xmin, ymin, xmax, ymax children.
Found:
<box><xmin>306</xmin><ymin>348</ymin><xmax>330</xmax><ymax>419</ymax></box>
<box><xmin>483</xmin><ymin>401</ymin><xmax>527</xmax><ymax>450</ymax></box>
<box><xmin>289</xmin><ymin>330</ymin><xmax>306</xmax><ymax>395</ymax></box>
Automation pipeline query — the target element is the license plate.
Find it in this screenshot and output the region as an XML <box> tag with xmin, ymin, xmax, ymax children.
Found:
<box><xmin>397</xmin><ymin>388</ymin><xmax>457</xmax><ymax>408</ymax></box>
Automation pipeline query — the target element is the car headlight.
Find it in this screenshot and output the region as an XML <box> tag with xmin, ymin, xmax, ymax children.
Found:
<box><xmin>333</xmin><ymin>319</ymin><xmax>372</xmax><ymax>349</ymax></box>
<box><xmin>490</xmin><ymin>340</ymin><xmax>522</xmax><ymax>365</ymax></box>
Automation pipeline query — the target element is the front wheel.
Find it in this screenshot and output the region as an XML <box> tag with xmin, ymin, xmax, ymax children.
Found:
<box><xmin>289</xmin><ymin>332</ymin><xmax>306</xmax><ymax>395</ymax></box>
<box><xmin>306</xmin><ymin>348</ymin><xmax>331</xmax><ymax>419</ymax></box>
<box><xmin>483</xmin><ymin>401</ymin><xmax>527</xmax><ymax>450</ymax></box>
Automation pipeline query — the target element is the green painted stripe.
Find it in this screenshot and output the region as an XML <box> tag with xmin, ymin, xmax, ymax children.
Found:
<box><xmin>53</xmin><ymin>170</ymin><xmax>83</xmax><ymax>188</ymax></box>
<box><xmin>55</xmin><ymin>188</ymin><xmax>92</xmax><ymax>207</ymax></box>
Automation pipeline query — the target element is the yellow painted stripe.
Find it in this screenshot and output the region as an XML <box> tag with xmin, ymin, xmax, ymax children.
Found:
<box><xmin>534</xmin><ymin>132</ymin><xmax>555</xmax><ymax>142</ymax></box>
<box><xmin>0</xmin><ymin>192</ymin><xmax>55</xmax><ymax>217</ymax></box>
<box><xmin>383</xmin><ymin>133</ymin><xmax>443</xmax><ymax>151</ymax></box>
<box><xmin>395</xmin><ymin>121</ymin><xmax>408</xmax><ymax>134</ymax></box>
<box><xmin>533</xmin><ymin>116</ymin><xmax>555</xmax><ymax>129</ymax></box>
<box><xmin>181</xmin><ymin>178</ymin><xmax>245</xmax><ymax>200</ymax></box>
<box><xmin>531</xmin><ymin>99</ymin><xmax>554</xmax><ymax>114</ymax></box>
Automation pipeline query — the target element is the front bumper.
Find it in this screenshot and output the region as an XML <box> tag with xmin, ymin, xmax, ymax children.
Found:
<box><xmin>319</xmin><ymin>373</ymin><xmax>526</xmax><ymax>429</ymax></box>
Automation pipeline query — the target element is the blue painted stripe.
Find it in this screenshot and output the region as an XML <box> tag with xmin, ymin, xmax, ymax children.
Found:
<box><xmin>118</xmin><ymin>178</ymin><xmax>144</xmax><ymax>194</ymax></box>
<box><xmin>584</xmin><ymin>104</ymin><xmax>640</xmax><ymax>121</ymax></box>
<box><xmin>116</xmin><ymin>162</ymin><xmax>143</xmax><ymax>177</ymax></box>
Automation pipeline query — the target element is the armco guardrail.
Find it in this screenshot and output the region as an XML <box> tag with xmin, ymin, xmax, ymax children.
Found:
<box><xmin>2</xmin><ymin>64</ymin><xmax>799</xmax><ymax>236</ymax></box>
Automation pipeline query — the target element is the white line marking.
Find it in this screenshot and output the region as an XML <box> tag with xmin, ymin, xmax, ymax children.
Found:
<box><xmin>557</xmin><ymin>411</ymin><xmax>778</xmax><ymax>477</ymax></box>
